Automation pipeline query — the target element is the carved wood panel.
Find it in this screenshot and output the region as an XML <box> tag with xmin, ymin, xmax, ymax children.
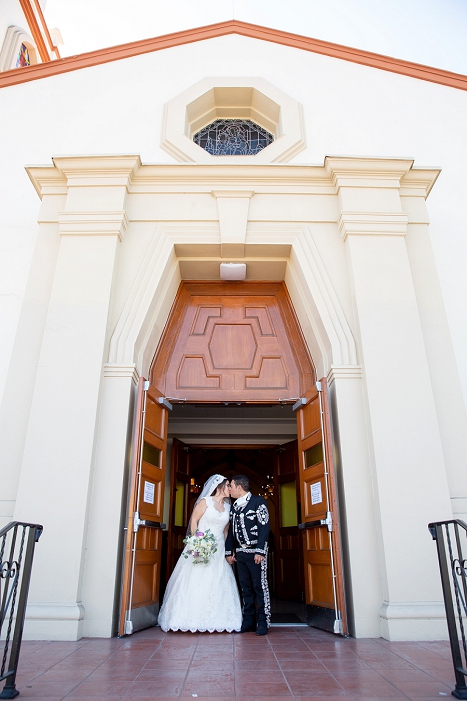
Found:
<box><xmin>151</xmin><ymin>282</ymin><xmax>315</xmax><ymax>402</ymax></box>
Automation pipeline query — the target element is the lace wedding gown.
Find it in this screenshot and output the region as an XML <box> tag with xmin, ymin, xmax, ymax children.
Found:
<box><xmin>158</xmin><ymin>496</ymin><xmax>242</xmax><ymax>633</ymax></box>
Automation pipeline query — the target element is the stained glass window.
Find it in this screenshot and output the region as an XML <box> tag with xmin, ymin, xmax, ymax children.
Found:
<box><xmin>193</xmin><ymin>119</ymin><xmax>274</xmax><ymax>156</ymax></box>
<box><xmin>16</xmin><ymin>43</ymin><xmax>31</xmax><ymax>68</ymax></box>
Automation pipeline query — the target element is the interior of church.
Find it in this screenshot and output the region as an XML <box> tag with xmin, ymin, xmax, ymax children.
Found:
<box><xmin>162</xmin><ymin>405</ymin><xmax>308</xmax><ymax>623</ymax></box>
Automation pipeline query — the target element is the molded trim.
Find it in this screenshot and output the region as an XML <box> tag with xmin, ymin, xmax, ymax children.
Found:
<box><xmin>161</xmin><ymin>77</ymin><xmax>306</xmax><ymax>164</ymax></box>
<box><xmin>0</xmin><ymin>27</ymin><xmax>38</xmax><ymax>71</ymax></box>
<box><xmin>0</xmin><ymin>20</ymin><xmax>466</xmax><ymax>90</ymax></box>
<box><xmin>17</xmin><ymin>0</ymin><xmax>60</xmax><ymax>63</ymax></box>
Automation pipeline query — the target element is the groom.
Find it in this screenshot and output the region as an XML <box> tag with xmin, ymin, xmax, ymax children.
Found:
<box><xmin>225</xmin><ymin>475</ymin><xmax>270</xmax><ymax>635</ymax></box>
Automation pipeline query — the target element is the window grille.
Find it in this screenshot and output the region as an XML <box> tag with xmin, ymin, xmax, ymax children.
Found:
<box><xmin>193</xmin><ymin>119</ymin><xmax>274</xmax><ymax>156</ymax></box>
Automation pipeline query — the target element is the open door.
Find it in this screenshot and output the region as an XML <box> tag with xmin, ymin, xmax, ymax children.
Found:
<box><xmin>167</xmin><ymin>437</ymin><xmax>192</xmax><ymax>579</ymax></box>
<box><xmin>119</xmin><ymin>379</ymin><xmax>169</xmax><ymax>636</ymax></box>
<box><xmin>296</xmin><ymin>379</ymin><xmax>347</xmax><ymax>635</ymax></box>
<box><xmin>273</xmin><ymin>440</ymin><xmax>303</xmax><ymax>601</ymax></box>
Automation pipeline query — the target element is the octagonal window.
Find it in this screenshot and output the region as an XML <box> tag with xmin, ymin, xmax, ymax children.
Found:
<box><xmin>193</xmin><ymin>119</ymin><xmax>274</xmax><ymax>156</ymax></box>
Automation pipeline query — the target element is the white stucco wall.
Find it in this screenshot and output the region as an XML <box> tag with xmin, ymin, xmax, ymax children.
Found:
<box><xmin>0</xmin><ymin>33</ymin><xmax>466</xmax><ymax>640</ymax></box>
<box><xmin>1</xmin><ymin>34</ymin><xmax>466</xmax><ymax>402</ymax></box>
<box><xmin>0</xmin><ymin>0</ymin><xmax>30</xmax><ymax>51</ymax></box>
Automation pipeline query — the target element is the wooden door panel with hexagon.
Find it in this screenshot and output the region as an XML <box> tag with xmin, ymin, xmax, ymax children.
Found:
<box><xmin>150</xmin><ymin>282</ymin><xmax>314</xmax><ymax>402</ymax></box>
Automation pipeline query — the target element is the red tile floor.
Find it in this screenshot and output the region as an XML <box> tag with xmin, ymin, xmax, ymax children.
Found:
<box><xmin>5</xmin><ymin>626</ymin><xmax>457</xmax><ymax>701</ymax></box>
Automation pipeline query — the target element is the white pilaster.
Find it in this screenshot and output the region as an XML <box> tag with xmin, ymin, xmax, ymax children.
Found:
<box><xmin>81</xmin><ymin>364</ymin><xmax>139</xmax><ymax>637</ymax></box>
<box><xmin>14</xmin><ymin>156</ymin><xmax>139</xmax><ymax>640</ymax></box>
<box><xmin>329</xmin><ymin>158</ymin><xmax>452</xmax><ymax>640</ymax></box>
<box><xmin>327</xmin><ymin>366</ymin><xmax>384</xmax><ymax>638</ymax></box>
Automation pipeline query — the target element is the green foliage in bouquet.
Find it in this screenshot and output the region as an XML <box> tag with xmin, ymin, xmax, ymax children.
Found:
<box><xmin>183</xmin><ymin>529</ymin><xmax>217</xmax><ymax>564</ymax></box>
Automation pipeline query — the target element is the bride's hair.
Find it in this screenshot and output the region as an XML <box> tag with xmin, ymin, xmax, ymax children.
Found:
<box><xmin>210</xmin><ymin>478</ymin><xmax>229</xmax><ymax>496</ymax></box>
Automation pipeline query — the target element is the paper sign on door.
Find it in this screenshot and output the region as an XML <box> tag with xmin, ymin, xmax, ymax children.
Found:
<box><xmin>311</xmin><ymin>481</ymin><xmax>323</xmax><ymax>505</ymax></box>
<box><xmin>143</xmin><ymin>481</ymin><xmax>155</xmax><ymax>504</ymax></box>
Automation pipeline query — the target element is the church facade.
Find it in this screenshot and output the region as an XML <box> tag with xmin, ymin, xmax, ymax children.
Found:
<box><xmin>1</xmin><ymin>8</ymin><xmax>467</xmax><ymax>643</ymax></box>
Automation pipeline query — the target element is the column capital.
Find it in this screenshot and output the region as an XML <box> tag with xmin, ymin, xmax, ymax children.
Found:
<box><xmin>325</xmin><ymin>157</ymin><xmax>414</xmax><ymax>190</ymax></box>
<box><xmin>327</xmin><ymin>365</ymin><xmax>362</xmax><ymax>385</ymax></box>
<box><xmin>52</xmin><ymin>155</ymin><xmax>141</xmax><ymax>188</ymax></box>
<box><xmin>103</xmin><ymin>363</ymin><xmax>140</xmax><ymax>384</ymax></box>
<box><xmin>27</xmin><ymin>155</ymin><xmax>141</xmax><ymax>198</ymax></box>
<box><xmin>338</xmin><ymin>212</ymin><xmax>409</xmax><ymax>241</ymax></box>
<box><xmin>324</xmin><ymin>157</ymin><xmax>439</xmax><ymax>198</ymax></box>
<box><xmin>58</xmin><ymin>211</ymin><xmax>129</xmax><ymax>241</ymax></box>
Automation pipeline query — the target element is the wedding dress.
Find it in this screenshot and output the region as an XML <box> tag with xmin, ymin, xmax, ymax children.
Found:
<box><xmin>158</xmin><ymin>496</ymin><xmax>242</xmax><ymax>633</ymax></box>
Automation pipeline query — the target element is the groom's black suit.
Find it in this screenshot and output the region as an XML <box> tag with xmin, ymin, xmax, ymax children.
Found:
<box><xmin>225</xmin><ymin>493</ymin><xmax>270</xmax><ymax>629</ymax></box>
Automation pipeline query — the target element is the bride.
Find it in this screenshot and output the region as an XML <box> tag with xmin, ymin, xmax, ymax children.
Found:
<box><xmin>158</xmin><ymin>474</ymin><xmax>242</xmax><ymax>633</ymax></box>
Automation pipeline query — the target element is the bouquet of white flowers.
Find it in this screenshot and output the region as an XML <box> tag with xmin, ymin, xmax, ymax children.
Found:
<box><xmin>183</xmin><ymin>529</ymin><xmax>217</xmax><ymax>565</ymax></box>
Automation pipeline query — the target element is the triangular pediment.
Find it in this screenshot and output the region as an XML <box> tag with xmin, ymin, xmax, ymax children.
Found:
<box><xmin>1</xmin><ymin>19</ymin><xmax>466</xmax><ymax>91</ymax></box>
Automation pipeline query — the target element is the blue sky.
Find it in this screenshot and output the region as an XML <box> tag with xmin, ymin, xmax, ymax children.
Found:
<box><xmin>45</xmin><ymin>0</ymin><xmax>467</xmax><ymax>74</ymax></box>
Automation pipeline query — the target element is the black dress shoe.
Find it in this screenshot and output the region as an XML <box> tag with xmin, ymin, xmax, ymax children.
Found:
<box><xmin>256</xmin><ymin>623</ymin><xmax>268</xmax><ymax>636</ymax></box>
<box><xmin>240</xmin><ymin>621</ymin><xmax>256</xmax><ymax>633</ymax></box>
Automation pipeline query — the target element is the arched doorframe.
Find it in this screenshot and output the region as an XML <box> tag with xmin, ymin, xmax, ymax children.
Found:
<box><xmin>107</xmin><ymin>228</ymin><xmax>358</xmax><ymax>378</ymax></box>
<box><xmin>81</xmin><ymin>236</ymin><xmax>383</xmax><ymax>639</ymax></box>
<box><xmin>120</xmin><ymin>278</ymin><xmax>353</xmax><ymax>636</ymax></box>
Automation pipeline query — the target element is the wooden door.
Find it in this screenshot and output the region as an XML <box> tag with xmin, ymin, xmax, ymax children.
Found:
<box><xmin>296</xmin><ymin>379</ymin><xmax>347</xmax><ymax>635</ymax></box>
<box><xmin>274</xmin><ymin>440</ymin><xmax>303</xmax><ymax>600</ymax></box>
<box><xmin>119</xmin><ymin>379</ymin><xmax>169</xmax><ymax>636</ymax></box>
<box><xmin>167</xmin><ymin>438</ymin><xmax>191</xmax><ymax>579</ymax></box>
<box><xmin>150</xmin><ymin>282</ymin><xmax>314</xmax><ymax>403</ymax></box>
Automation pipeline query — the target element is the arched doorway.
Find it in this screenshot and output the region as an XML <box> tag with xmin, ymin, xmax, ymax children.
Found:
<box><xmin>119</xmin><ymin>281</ymin><xmax>347</xmax><ymax>636</ymax></box>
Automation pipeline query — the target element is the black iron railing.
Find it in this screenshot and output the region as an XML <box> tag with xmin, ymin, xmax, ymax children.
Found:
<box><xmin>429</xmin><ymin>519</ymin><xmax>467</xmax><ymax>699</ymax></box>
<box><xmin>0</xmin><ymin>522</ymin><xmax>43</xmax><ymax>699</ymax></box>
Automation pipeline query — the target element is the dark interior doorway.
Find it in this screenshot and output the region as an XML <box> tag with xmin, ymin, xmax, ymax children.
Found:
<box><xmin>163</xmin><ymin>404</ymin><xmax>307</xmax><ymax>624</ymax></box>
<box><xmin>121</xmin><ymin>283</ymin><xmax>347</xmax><ymax>636</ymax></box>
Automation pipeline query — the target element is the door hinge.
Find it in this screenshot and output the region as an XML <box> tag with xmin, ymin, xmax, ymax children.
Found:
<box><xmin>143</xmin><ymin>380</ymin><xmax>150</xmax><ymax>391</ymax></box>
<box><xmin>321</xmin><ymin>511</ymin><xmax>333</xmax><ymax>532</ymax></box>
<box><xmin>316</xmin><ymin>381</ymin><xmax>322</xmax><ymax>391</ymax></box>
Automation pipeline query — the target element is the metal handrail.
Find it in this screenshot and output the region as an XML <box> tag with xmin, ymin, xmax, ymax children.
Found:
<box><xmin>0</xmin><ymin>522</ymin><xmax>43</xmax><ymax>700</ymax></box>
<box><xmin>428</xmin><ymin>519</ymin><xmax>467</xmax><ymax>699</ymax></box>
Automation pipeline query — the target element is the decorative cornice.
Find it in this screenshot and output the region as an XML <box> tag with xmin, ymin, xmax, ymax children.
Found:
<box><xmin>399</xmin><ymin>168</ymin><xmax>441</xmax><ymax>198</ymax></box>
<box><xmin>26</xmin><ymin>156</ymin><xmax>439</xmax><ymax>200</ymax></box>
<box><xmin>58</xmin><ymin>212</ymin><xmax>129</xmax><ymax>241</ymax></box>
<box><xmin>338</xmin><ymin>212</ymin><xmax>409</xmax><ymax>241</ymax></box>
<box><xmin>325</xmin><ymin>157</ymin><xmax>415</xmax><ymax>190</ymax></box>
<box><xmin>27</xmin><ymin>155</ymin><xmax>142</xmax><ymax>198</ymax></box>
<box><xmin>1</xmin><ymin>20</ymin><xmax>466</xmax><ymax>91</ymax></box>
<box><xmin>51</xmin><ymin>155</ymin><xmax>141</xmax><ymax>188</ymax></box>
<box><xmin>327</xmin><ymin>365</ymin><xmax>362</xmax><ymax>385</ymax></box>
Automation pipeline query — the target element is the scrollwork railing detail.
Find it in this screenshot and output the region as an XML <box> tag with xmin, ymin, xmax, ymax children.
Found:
<box><xmin>0</xmin><ymin>522</ymin><xmax>42</xmax><ymax>699</ymax></box>
<box><xmin>429</xmin><ymin>519</ymin><xmax>467</xmax><ymax>700</ymax></box>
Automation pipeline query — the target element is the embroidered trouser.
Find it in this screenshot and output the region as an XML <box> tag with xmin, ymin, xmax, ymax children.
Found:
<box><xmin>236</xmin><ymin>550</ymin><xmax>270</xmax><ymax>626</ymax></box>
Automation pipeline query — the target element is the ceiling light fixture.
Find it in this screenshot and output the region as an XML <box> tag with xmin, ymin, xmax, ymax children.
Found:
<box><xmin>220</xmin><ymin>263</ymin><xmax>246</xmax><ymax>280</ymax></box>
